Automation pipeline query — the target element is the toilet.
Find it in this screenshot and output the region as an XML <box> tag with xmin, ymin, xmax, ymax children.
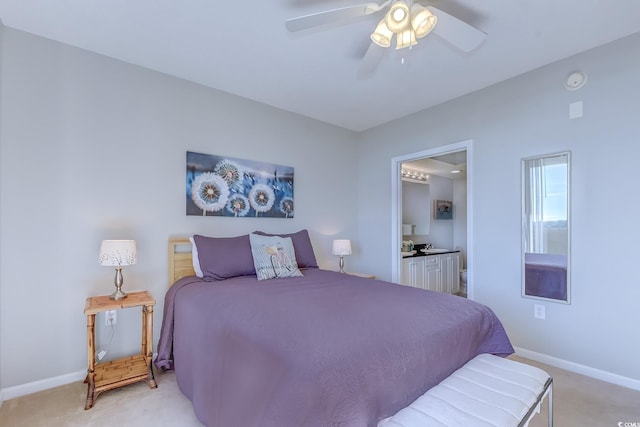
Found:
<box><xmin>459</xmin><ymin>269</ymin><xmax>467</xmax><ymax>294</ymax></box>
<box><xmin>455</xmin><ymin>247</ymin><xmax>467</xmax><ymax>295</ymax></box>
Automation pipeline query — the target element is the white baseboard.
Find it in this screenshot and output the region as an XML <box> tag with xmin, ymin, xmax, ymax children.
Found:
<box><xmin>3</xmin><ymin>350</ymin><xmax>639</xmax><ymax>403</ymax></box>
<box><xmin>1</xmin><ymin>353</ymin><xmax>159</xmax><ymax>403</ymax></box>
<box><xmin>1</xmin><ymin>370</ymin><xmax>85</xmax><ymax>402</ymax></box>
<box><xmin>515</xmin><ymin>346</ymin><xmax>640</xmax><ymax>392</ymax></box>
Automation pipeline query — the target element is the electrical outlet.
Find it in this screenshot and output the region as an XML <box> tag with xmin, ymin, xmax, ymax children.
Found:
<box><xmin>105</xmin><ymin>310</ymin><xmax>117</xmax><ymax>326</ymax></box>
<box><xmin>534</xmin><ymin>304</ymin><xmax>546</xmax><ymax>320</ymax></box>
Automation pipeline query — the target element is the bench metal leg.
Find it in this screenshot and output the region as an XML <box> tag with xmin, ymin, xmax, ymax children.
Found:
<box><xmin>548</xmin><ymin>379</ymin><xmax>553</xmax><ymax>427</ymax></box>
<box><xmin>519</xmin><ymin>376</ymin><xmax>553</xmax><ymax>427</ymax></box>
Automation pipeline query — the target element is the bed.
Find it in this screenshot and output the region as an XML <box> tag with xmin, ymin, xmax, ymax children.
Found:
<box><xmin>524</xmin><ymin>252</ymin><xmax>568</xmax><ymax>300</ymax></box>
<box><xmin>156</xmin><ymin>232</ymin><xmax>514</xmax><ymax>427</ymax></box>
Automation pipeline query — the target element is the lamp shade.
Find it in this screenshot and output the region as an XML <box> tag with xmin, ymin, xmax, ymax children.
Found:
<box><xmin>331</xmin><ymin>239</ymin><xmax>352</xmax><ymax>256</ymax></box>
<box><xmin>99</xmin><ymin>240</ymin><xmax>137</xmax><ymax>267</ymax></box>
<box><xmin>396</xmin><ymin>28</ymin><xmax>417</xmax><ymax>49</ymax></box>
<box><xmin>385</xmin><ymin>1</ymin><xmax>410</xmax><ymax>33</ymax></box>
<box><xmin>371</xmin><ymin>19</ymin><xmax>393</xmax><ymax>48</ymax></box>
<box><xmin>411</xmin><ymin>5</ymin><xmax>437</xmax><ymax>39</ymax></box>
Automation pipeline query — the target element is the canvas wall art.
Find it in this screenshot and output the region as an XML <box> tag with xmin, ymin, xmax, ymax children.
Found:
<box><xmin>434</xmin><ymin>200</ymin><xmax>453</xmax><ymax>220</ymax></box>
<box><xmin>186</xmin><ymin>151</ymin><xmax>294</xmax><ymax>218</ymax></box>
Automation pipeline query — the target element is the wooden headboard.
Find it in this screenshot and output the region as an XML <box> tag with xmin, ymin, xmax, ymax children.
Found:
<box><xmin>168</xmin><ymin>237</ymin><xmax>195</xmax><ymax>286</ymax></box>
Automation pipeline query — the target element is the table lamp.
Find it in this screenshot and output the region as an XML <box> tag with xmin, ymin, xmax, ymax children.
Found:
<box><xmin>99</xmin><ymin>240</ymin><xmax>137</xmax><ymax>300</ymax></box>
<box><xmin>331</xmin><ymin>239</ymin><xmax>352</xmax><ymax>273</ymax></box>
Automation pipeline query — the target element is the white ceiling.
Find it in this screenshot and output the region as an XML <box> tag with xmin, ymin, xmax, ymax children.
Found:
<box><xmin>404</xmin><ymin>151</ymin><xmax>467</xmax><ymax>179</ymax></box>
<box><xmin>1</xmin><ymin>1</ymin><xmax>639</xmax><ymax>132</ymax></box>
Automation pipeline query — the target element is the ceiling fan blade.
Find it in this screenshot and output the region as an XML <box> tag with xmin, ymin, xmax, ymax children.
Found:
<box><xmin>428</xmin><ymin>6</ymin><xmax>487</xmax><ymax>52</ymax></box>
<box><xmin>286</xmin><ymin>2</ymin><xmax>387</xmax><ymax>32</ymax></box>
<box><xmin>357</xmin><ymin>42</ymin><xmax>385</xmax><ymax>79</ymax></box>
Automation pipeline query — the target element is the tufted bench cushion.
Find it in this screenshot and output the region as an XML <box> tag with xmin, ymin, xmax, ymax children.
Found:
<box><xmin>378</xmin><ymin>353</ymin><xmax>553</xmax><ymax>427</ymax></box>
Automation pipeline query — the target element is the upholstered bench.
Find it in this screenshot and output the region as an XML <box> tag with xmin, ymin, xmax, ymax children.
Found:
<box><xmin>379</xmin><ymin>353</ymin><xmax>553</xmax><ymax>427</ymax></box>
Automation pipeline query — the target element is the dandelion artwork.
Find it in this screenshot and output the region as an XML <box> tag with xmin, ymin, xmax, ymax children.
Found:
<box><xmin>186</xmin><ymin>151</ymin><xmax>295</xmax><ymax>218</ymax></box>
<box><xmin>279</xmin><ymin>197</ymin><xmax>294</xmax><ymax>218</ymax></box>
<box><xmin>248</xmin><ymin>183</ymin><xmax>275</xmax><ymax>215</ymax></box>
<box><xmin>227</xmin><ymin>194</ymin><xmax>250</xmax><ymax>217</ymax></box>
<box><xmin>191</xmin><ymin>172</ymin><xmax>230</xmax><ymax>214</ymax></box>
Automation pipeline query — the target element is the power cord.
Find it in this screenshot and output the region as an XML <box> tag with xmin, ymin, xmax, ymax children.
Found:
<box><xmin>96</xmin><ymin>321</ymin><xmax>116</xmax><ymax>364</ymax></box>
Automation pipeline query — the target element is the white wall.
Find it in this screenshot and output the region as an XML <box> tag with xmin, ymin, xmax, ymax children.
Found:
<box><xmin>2</xmin><ymin>23</ymin><xmax>639</xmax><ymax>396</ymax></box>
<box><xmin>0</xmin><ymin>28</ymin><xmax>359</xmax><ymax>390</ymax></box>
<box><xmin>452</xmin><ymin>177</ymin><xmax>467</xmax><ymax>268</ymax></box>
<box><xmin>402</xmin><ymin>173</ymin><xmax>466</xmax><ymax>255</ymax></box>
<box><xmin>0</xmin><ymin>20</ymin><xmax>4</xmax><ymax>406</ymax></box>
<box><xmin>425</xmin><ymin>175</ymin><xmax>454</xmax><ymax>249</ymax></box>
<box><xmin>356</xmin><ymin>33</ymin><xmax>640</xmax><ymax>385</ymax></box>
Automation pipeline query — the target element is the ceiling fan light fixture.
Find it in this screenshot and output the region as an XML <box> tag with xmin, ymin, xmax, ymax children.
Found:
<box><xmin>396</xmin><ymin>28</ymin><xmax>417</xmax><ymax>49</ymax></box>
<box><xmin>371</xmin><ymin>19</ymin><xmax>393</xmax><ymax>47</ymax></box>
<box><xmin>410</xmin><ymin>5</ymin><xmax>437</xmax><ymax>38</ymax></box>
<box><xmin>386</xmin><ymin>1</ymin><xmax>410</xmax><ymax>33</ymax></box>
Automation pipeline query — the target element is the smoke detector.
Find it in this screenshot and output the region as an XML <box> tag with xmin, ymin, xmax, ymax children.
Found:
<box><xmin>565</xmin><ymin>71</ymin><xmax>587</xmax><ymax>90</ymax></box>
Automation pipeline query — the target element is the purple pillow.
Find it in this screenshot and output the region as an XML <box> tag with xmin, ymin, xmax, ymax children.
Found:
<box><xmin>191</xmin><ymin>234</ymin><xmax>256</xmax><ymax>281</ymax></box>
<box><xmin>253</xmin><ymin>229</ymin><xmax>318</xmax><ymax>268</ymax></box>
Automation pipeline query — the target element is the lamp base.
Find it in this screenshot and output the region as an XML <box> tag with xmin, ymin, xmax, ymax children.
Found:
<box><xmin>110</xmin><ymin>288</ymin><xmax>128</xmax><ymax>300</ymax></box>
<box><xmin>339</xmin><ymin>256</ymin><xmax>345</xmax><ymax>273</ymax></box>
<box><xmin>110</xmin><ymin>267</ymin><xmax>128</xmax><ymax>300</ymax></box>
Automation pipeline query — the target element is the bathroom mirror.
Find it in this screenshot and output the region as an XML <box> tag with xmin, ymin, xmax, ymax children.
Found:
<box><xmin>521</xmin><ymin>152</ymin><xmax>570</xmax><ymax>303</ymax></box>
<box><xmin>402</xmin><ymin>180</ymin><xmax>430</xmax><ymax>236</ymax></box>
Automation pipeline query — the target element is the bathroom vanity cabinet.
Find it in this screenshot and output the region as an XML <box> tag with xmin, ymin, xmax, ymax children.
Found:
<box><xmin>401</xmin><ymin>256</ymin><xmax>424</xmax><ymax>289</ymax></box>
<box><xmin>402</xmin><ymin>255</ymin><xmax>441</xmax><ymax>292</ymax></box>
<box><xmin>402</xmin><ymin>251</ymin><xmax>460</xmax><ymax>295</ymax></box>
<box><xmin>441</xmin><ymin>252</ymin><xmax>461</xmax><ymax>294</ymax></box>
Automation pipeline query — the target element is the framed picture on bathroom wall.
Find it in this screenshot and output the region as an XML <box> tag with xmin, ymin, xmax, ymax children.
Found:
<box><xmin>434</xmin><ymin>200</ymin><xmax>453</xmax><ymax>220</ymax></box>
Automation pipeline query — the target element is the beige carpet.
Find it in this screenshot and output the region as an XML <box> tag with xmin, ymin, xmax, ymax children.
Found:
<box><xmin>510</xmin><ymin>356</ymin><xmax>640</xmax><ymax>427</ymax></box>
<box><xmin>0</xmin><ymin>371</ymin><xmax>203</xmax><ymax>427</ymax></box>
<box><xmin>1</xmin><ymin>357</ymin><xmax>638</xmax><ymax>426</ymax></box>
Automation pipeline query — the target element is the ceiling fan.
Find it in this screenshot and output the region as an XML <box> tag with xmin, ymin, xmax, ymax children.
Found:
<box><xmin>285</xmin><ymin>0</ymin><xmax>487</xmax><ymax>53</ymax></box>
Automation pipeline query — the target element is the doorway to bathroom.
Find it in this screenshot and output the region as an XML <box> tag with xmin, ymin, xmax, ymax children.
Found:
<box><xmin>390</xmin><ymin>140</ymin><xmax>474</xmax><ymax>299</ymax></box>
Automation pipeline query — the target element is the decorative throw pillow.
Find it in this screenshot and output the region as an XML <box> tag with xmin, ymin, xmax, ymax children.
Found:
<box><xmin>189</xmin><ymin>236</ymin><xmax>204</xmax><ymax>278</ymax></box>
<box><xmin>191</xmin><ymin>234</ymin><xmax>256</xmax><ymax>281</ymax></box>
<box><xmin>249</xmin><ymin>234</ymin><xmax>304</xmax><ymax>281</ymax></box>
<box><xmin>252</xmin><ymin>229</ymin><xmax>318</xmax><ymax>268</ymax></box>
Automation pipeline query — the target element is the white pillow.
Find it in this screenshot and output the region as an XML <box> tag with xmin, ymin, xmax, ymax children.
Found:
<box><xmin>189</xmin><ymin>236</ymin><xmax>204</xmax><ymax>278</ymax></box>
<box><xmin>249</xmin><ymin>234</ymin><xmax>303</xmax><ymax>281</ymax></box>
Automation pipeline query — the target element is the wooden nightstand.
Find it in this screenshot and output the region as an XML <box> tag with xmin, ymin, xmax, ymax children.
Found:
<box><xmin>83</xmin><ymin>290</ymin><xmax>157</xmax><ymax>409</ymax></box>
<box><xmin>346</xmin><ymin>272</ymin><xmax>376</xmax><ymax>279</ymax></box>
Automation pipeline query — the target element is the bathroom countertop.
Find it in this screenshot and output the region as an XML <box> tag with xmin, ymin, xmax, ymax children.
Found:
<box><xmin>402</xmin><ymin>249</ymin><xmax>460</xmax><ymax>258</ymax></box>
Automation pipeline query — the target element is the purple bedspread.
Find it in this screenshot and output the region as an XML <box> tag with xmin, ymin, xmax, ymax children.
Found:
<box><xmin>524</xmin><ymin>253</ymin><xmax>568</xmax><ymax>300</ymax></box>
<box><xmin>156</xmin><ymin>269</ymin><xmax>513</xmax><ymax>427</ymax></box>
